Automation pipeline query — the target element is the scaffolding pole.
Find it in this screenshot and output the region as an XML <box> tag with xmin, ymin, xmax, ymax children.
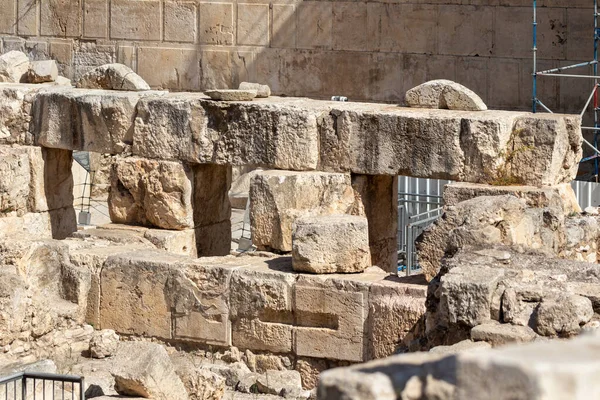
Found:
<box><xmin>533</xmin><ymin>0</ymin><xmax>600</xmax><ymax>181</ymax></box>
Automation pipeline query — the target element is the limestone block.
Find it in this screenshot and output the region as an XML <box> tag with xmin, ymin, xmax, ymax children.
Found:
<box><xmin>205</xmin><ymin>89</ymin><xmax>257</xmax><ymax>101</ymax></box>
<box><xmin>0</xmin><ymin>51</ymin><xmax>29</xmax><ymax>83</ymax></box>
<box><xmin>239</xmin><ymin>82</ymin><xmax>270</xmax><ymax>98</ymax></box>
<box><xmin>0</xmin><ymin>84</ymin><xmax>38</xmax><ymax>145</ymax></box>
<box><xmin>439</xmin><ymin>266</ymin><xmax>505</xmax><ymax>328</ymax></box>
<box><xmin>429</xmin><ymin>339</ymin><xmax>492</xmax><ymax>355</ymax></box>
<box><xmin>89</xmin><ymin>329</ymin><xmax>119</xmax><ymax>358</ymax></box>
<box><xmin>168</xmin><ymin>260</ymin><xmax>233</xmax><ymax>346</ymax></box>
<box><xmin>534</xmin><ymin>294</ymin><xmax>593</xmax><ymax>337</ymax></box>
<box><xmin>26</xmin><ymin>60</ymin><xmax>58</xmax><ymax>83</ymax></box>
<box><xmin>443</xmin><ymin>182</ymin><xmax>582</xmax><ymax>215</ymax></box>
<box><xmin>99</xmin><ymin>251</ymin><xmax>188</xmax><ymax>338</ymax></box>
<box><xmin>193</xmin><ymin>164</ymin><xmax>232</xmax><ymax>256</ymax></box>
<box><xmin>108</xmin><ymin>157</ymin><xmax>194</xmax><ymax>230</ymax></box>
<box><xmin>405</xmin><ymin>79</ymin><xmax>487</xmax><ymax>111</ymax></box>
<box><xmin>0</xmin><ymin>146</ymin><xmax>30</xmax><ymax>215</ymax></box>
<box><xmin>27</xmin><ymin>147</ymin><xmax>74</xmax><ymax>212</ymax></box>
<box><xmin>292</xmin><ymin>215</ymin><xmax>371</xmax><ymax>274</ymax></box>
<box><xmin>470</xmin><ymin>322</ymin><xmax>537</xmax><ymax>347</ymax></box>
<box><xmin>33</xmin><ymin>88</ymin><xmax>163</xmax><ymax>153</ymax></box>
<box><xmin>256</xmin><ymin>370</ymin><xmax>302</xmax><ymax>396</ymax></box>
<box><xmin>294</xmin><ymin>283</ymin><xmax>367</xmax><ymax>362</ymax></box>
<box><xmin>562</xmin><ymin>216</ymin><xmax>599</xmax><ymax>263</ymax></box>
<box><xmin>133</xmin><ymin>95</ymin><xmax>320</xmax><ymax>170</ymax></box>
<box><xmin>75</xmin><ymin>63</ymin><xmax>150</xmax><ymax>91</ymax></box>
<box><xmin>351</xmin><ymin>175</ymin><xmax>398</xmax><ymax>272</ymax></box>
<box><xmin>232</xmin><ymin>318</ymin><xmax>293</xmax><ymax>354</ymax></box>
<box><xmin>175</xmin><ymin>362</ymin><xmax>225</xmax><ymax>400</ymax></box>
<box><xmin>111</xmin><ymin>342</ymin><xmax>188</xmax><ymax>400</ymax></box>
<box><xmin>250</xmin><ymin>170</ymin><xmax>359</xmax><ymax>252</ymax></box>
<box><xmin>144</xmin><ymin>228</ymin><xmax>197</xmax><ymax>257</ymax></box>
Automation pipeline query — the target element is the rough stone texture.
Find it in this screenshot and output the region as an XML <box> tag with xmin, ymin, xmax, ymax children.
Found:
<box><xmin>26</xmin><ymin>60</ymin><xmax>58</xmax><ymax>83</ymax></box>
<box><xmin>0</xmin><ymin>145</ymin><xmax>31</xmax><ymax>215</ymax></box>
<box><xmin>318</xmin><ymin>334</ymin><xmax>600</xmax><ymax>400</ymax></box>
<box><xmin>534</xmin><ymin>294</ymin><xmax>594</xmax><ymax>337</ymax></box>
<box><xmin>33</xmin><ymin>88</ymin><xmax>163</xmax><ymax>153</ymax></box>
<box><xmin>205</xmin><ymin>89</ymin><xmax>257</xmax><ymax>101</ymax></box>
<box><xmin>0</xmin><ymin>51</ymin><xmax>29</xmax><ymax>83</ymax></box>
<box><xmin>428</xmin><ymin>339</ymin><xmax>492</xmax><ymax>355</ymax></box>
<box><xmin>108</xmin><ymin>157</ymin><xmax>194</xmax><ymax>230</ymax></box>
<box><xmin>89</xmin><ymin>329</ymin><xmax>119</xmax><ymax>358</ymax></box>
<box><xmin>173</xmin><ymin>356</ymin><xmax>226</xmax><ymax>400</ymax></box>
<box><xmin>250</xmin><ymin>170</ymin><xmax>360</xmax><ymax>252</ymax></box>
<box><xmin>76</xmin><ymin>63</ymin><xmax>150</xmax><ymax>91</ymax></box>
<box><xmin>417</xmin><ymin>194</ymin><xmax>568</xmax><ymax>282</ymax></box>
<box><xmin>256</xmin><ymin>370</ymin><xmax>302</xmax><ymax>396</ymax></box>
<box><xmin>239</xmin><ymin>82</ymin><xmax>270</xmax><ymax>98</ymax></box>
<box><xmin>470</xmin><ymin>322</ymin><xmax>537</xmax><ymax>346</ymax></box>
<box><xmin>405</xmin><ymin>79</ymin><xmax>487</xmax><ymax>111</ymax></box>
<box><xmin>443</xmin><ymin>182</ymin><xmax>581</xmax><ymax>215</ymax></box>
<box><xmin>292</xmin><ymin>214</ymin><xmax>371</xmax><ymax>274</ymax></box>
<box><xmin>0</xmin><ymin>84</ymin><xmax>38</xmax><ymax>145</ymax></box>
<box><xmin>111</xmin><ymin>342</ymin><xmax>188</xmax><ymax>400</ymax></box>
<box><xmin>133</xmin><ymin>94</ymin><xmax>320</xmax><ymax>170</ymax></box>
<box><xmin>351</xmin><ymin>175</ymin><xmax>398</xmax><ymax>272</ymax></box>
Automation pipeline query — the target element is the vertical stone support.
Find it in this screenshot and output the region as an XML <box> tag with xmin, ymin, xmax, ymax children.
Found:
<box><xmin>352</xmin><ymin>174</ymin><xmax>398</xmax><ymax>273</ymax></box>
<box><xmin>193</xmin><ymin>164</ymin><xmax>232</xmax><ymax>257</ymax></box>
<box><xmin>42</xmin><ymin>147</ymin><xmax>77</xmax><ymax>239</ymax></box>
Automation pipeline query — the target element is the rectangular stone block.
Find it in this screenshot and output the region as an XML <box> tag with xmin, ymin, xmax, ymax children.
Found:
<box><xmin>332</xmin><ymin>2</ymin><xmax>367</xmax><ymax>52</ymax></box>
<box><xmin>109</xmin><ymin>157</ymin><xmax>194</xmax><ymax>230</ymax></box>
<box><xmin>164</xmin><ymin>1</ymin><xmax>196</xmax><ymax>43</ymax></box>
<box><xmin>99</xmin><ymin>251</ymin><xmax>189</xmax><ymax>338</ymax></box>
<box><xmin>237</xmin><ymin>3</ymin><xmax>269</xmax><ymax>46</ymax></box>
<box><xmin>33</xmin><ymin>87</ymin><xmax>162</xmax><ymax>153</ymax></box>
<box><xmin>137</xmin><ymin>47</ymin><xmax>200</xmax><ymax>91</ymax></box>
<box><xmin>83</xmin><ymin>0</ymin><xmax>108</xmax><ymax>38</ymax></box>
<box><xmin>0</xmin><ymin>0</ymin><xmax>16</xmax><ymax>34</ymax></box>
<box><xmin>40</xmin><ymin>0</ymin><xmax>81</xmax><ymax>37</ymax></box>
<box><xmin>232</xmin><ymin>318</ymin><xmax>293</xmax><ymax>354</ymax></box>
<box><xmin>174</xmin><ymin>311</ymin><xmax>231</xmax><ymax>346</ymax></box>
<box><xmin>110</xmin><ymin>0</ymin><xmax>160</xmax><ymax>40</ymax></box>
<box><xmin>272</xmin><ymin>5</ymin><xmax>295</xmax><ymax>48</ymax></box>
<box><xmin>199</xmin><ymin>3</ymin><xmax>233</xmax><ymax>45</ymax></box>
<box><xmin>294</xmin><ymin>283</ymin><xmax>366</xmax><ymax>362</ymax></box>
<box><xmin>17</xmin><ymin>0</ymin><xmax>38</xmax><ymax>35</ymax></box>
<box><xmin>437</xmin><ymin>5</ymin><xmax>493</xmax><ymax>57</ymax></box>
<box><xmin>296</xmin><ymin>2</ymin><xmax>332</xmax><ymax>49</ymax></box>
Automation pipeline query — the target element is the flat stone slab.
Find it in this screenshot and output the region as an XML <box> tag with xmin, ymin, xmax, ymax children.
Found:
<box><xmin>205</xmin><ymin>89</ymin><xmax>257</xmax><ymax>101</ymax></box>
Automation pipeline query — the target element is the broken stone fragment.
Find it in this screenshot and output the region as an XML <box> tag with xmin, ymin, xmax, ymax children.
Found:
<box><xmin>292</xmin><ymin>214</ymin><xmax>371</xmax><ymax>274</ymax></box>
<box><xmin>205</xmin><ymin>89</ymin><xmax>257</xmax><ymax>101</ymax></box>
<box><xmin>26</xmin><ymin>60</ymin><xmax>58</xmax><ymax>83</ymax></box>
<box><xmin>111</xmin><ymin>342</ymin><xmax>188</xmax><ymax>400</ymax></box>
<box><xmin>89</xmin><ymin>329</ymin><xmax>119</xmax><ymax>359</ymax></box>
<box><xmin>75</xmin><ymin>63</ymin><xmax>150</xmax><ymax>91</ymax></box>
<box><xmin>470</xmin><ymin>322</ymin><xmax>537</xmax><ymax>346</ymax></box>
<box><xmin>255</xmin><ymin>370</ymin><xmax>303</xmax><ymax>396</ymax></box>
<box><xmin>239</xmin><ymin>81</ymin><xmax>271</xmax><ymax>98</ymax></box>
<box><xmin>405</xmin><ymin>79</ymin><xmax>487</xmax><ymax>111</ymax></box>
<box><xmin>54</xmin><ymin>76</ymin><xmax>71</xmax><ymax>86</ymax></box>
<box><xmin>0</xmin><ymin>51</ymin><xmax>29</xmax><ymax>83</ymax></box>
<box><xmin>534</xmin><ymin>294</ymin><xmax>593</xmax><ymax>337</ymax></box>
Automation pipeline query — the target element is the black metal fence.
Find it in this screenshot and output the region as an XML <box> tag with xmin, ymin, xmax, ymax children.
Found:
<box><xmin>0</xmin><ymin>372</ymin><xmax>84</xmax><ymax>400</ymax></box>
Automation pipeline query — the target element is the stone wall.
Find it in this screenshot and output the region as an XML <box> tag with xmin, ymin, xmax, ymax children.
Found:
<box><xmin>0</xmin><ymin>0</ymin><xmax>593</xmax><ymax>112</ymax></box>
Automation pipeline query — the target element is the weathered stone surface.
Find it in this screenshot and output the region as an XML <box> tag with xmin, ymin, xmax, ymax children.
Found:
<box><xmin>0</xmin><ymin>51</ymin><xmax>29</xmax><ymax>83</ymax></box>
<box><xmin>351</xmin><ymin>175</ymin><xmax>398</xmax><ymax>272</ymax></box>
<box><xmin>250</xmin><ymin>170</ymin><xmax>360</xmax><ymax>252</ymax></box>
<box><xmin>34</xmin><ymin>88</ymin><xmax>163</xmax><ymax>153</ymax></box>
<box><xmin>144</xmin><ymin>228</ymin><xmax>197</xmax><ymax>257</ymax></box>
<box><xmin>405</xmin><ymin>79</ymin><xmax>487</xmax><ymax>111</ymax></box>
<box><xmin>470</xmin><ymin>322</ymin><xmax>537</xmax><ymax>346</ymax></box>
<box><xmin>133</xmin><ymin>94</ymin><xmax>320</xmax><ymax>170</ymax></box>
<box><xmin>239</xmin><ymin>82</ymin><xmax>270</xmax><ymax>98</ymax></box>
<box><xmin>89</xmin><ymin>329</ymin><xmax>119</xmax><ymax>358</ymax></box>
<box><xmin>111</xmin><ymin>342</ymin><xmax>188</xmax><ymax>400</ymax></box>
<box><xmin>292</xmin><ymin>214</ymin><xmax>371</xmax><ymax>274</ymax></box>
<box><xmin>174</xmin><ymin>357</ymin><xmax>226</xmax><ymax>400</ymax></box>
<box><xmin>205</xmin><ymin>89</ymin><xmax>257</xmax><ymax>101</ymax></box>
<box><xmin>443</xmin><ymin>182</ymin><xmax>581</xmax><ymax>215</ymax></box>
<box><xmin>429</xmin><ymin>339</ymin><xmax>492</xmax><ymax>355</ymax></box>
<box><xmin>109</xmin><ymin>157</ymin><xmax>194</xmax><ymax>230</ymax></box>
<box><xmin>0</xmin><ymin>145</ymin><xmax>30</xmax><ymax>215</ymax></box>
<box><xmin>0</xmin><ymin>84</ymin><xmax>38</xmax><ymax>145</ymax></box>
<box><xmin>534</xmin><ymin>294</ymin><xmax>593</xmax><ymax>337</ymax></box>
<box><xmin>26</xmin><ymin>60</ymin><xmax>58</xmax><ymax>83</ymax></box>
<box><xmin>256</xmin><ymin>370</ymin><xmax>302</xmax><ymax>396</ymax></box>
<box><xmin>76</xmin><ymin>63</ymin><xmax>150</xmax><ymax>91</ymax></box>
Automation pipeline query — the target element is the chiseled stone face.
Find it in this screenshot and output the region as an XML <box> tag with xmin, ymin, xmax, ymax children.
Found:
<box><xmin>108</xmin><ymin>157</ymin><xmax>194</xmax><ymax>230</ymax></box>
<box><xmin>249</xmin><ymin>170</ymin><xmax>361</xmax><ymax>253</ymax></box>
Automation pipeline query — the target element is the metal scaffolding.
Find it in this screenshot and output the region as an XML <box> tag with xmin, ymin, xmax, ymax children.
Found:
<box><xmin>533</xmin><ymin>0</ymin><xmax>600</xmax><ymax>181</ymax></box>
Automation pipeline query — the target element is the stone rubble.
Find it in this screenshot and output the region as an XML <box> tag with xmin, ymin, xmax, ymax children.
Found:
<box><xmin>0</xmin><ymin>51</ymin><xmax>29</xmax><ymax>83</ymax></box>
<box><xmin>205</xmin><ymin>89</ymin><xmax>258</xmax><ymax>101</ymax></box>
<box><xmin>239</xmin><ymin>82</ymin><xmax>271</xmax><ymax>98</ymax></box>
<box><xmin>405</xmin><ymin>79</ymin><xmax>487</xmax><ymax>111</ymax></box>
<box><xmin>75</xmin><ymin>63</ymin><xmax>150</xmax><ymax>91</ymax></box>
<box><xmin>26</xmin><ymin>60</ymin><xmax>58</xmax><ymax>83</ymax></box>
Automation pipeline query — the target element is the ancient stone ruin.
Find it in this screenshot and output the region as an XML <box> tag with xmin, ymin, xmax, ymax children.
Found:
<box><xmin>0</xmin><ymin>46</ymin><xmax>599</xmax><ymax>400</ymax></box>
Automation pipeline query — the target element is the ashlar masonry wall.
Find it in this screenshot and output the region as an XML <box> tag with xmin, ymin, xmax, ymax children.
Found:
<box><xmin>0</xmin><ymin>1</ymin><xmax>592</xmax><ymax>111</ymax></box>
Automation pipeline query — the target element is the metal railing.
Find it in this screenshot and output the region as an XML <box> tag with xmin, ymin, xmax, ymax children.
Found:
<box><xmin>0</xmin><ymin>372</ymin><xmax>84</xmax><ymax>400</ymax></box>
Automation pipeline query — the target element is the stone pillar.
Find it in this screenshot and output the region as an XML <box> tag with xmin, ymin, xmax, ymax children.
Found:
<box><xmin>193</xmin><ymin>164</ymin><xmax>232</xmax><ymax>257</ymax></box>
<box><xmin>42</xmin><ymin>148</ymin><xmax>77</xmax><ymax>239</ymax></box>
<box><xmin>352</xmin><ymin>175</ymin><xmax>398</xmax><ymax>273</ymax></box>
